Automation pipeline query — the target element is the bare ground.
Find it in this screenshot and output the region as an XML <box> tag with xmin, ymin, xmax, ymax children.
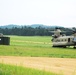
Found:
<box><xmin>0</xmin><ymin>56</ymin><xmax>76</xmax><ymax>75</ymax></box>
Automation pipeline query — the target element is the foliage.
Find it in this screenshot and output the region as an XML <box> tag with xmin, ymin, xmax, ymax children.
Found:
<box><xmin>0</xmin><ymin>26</ymin><xmax>75</xmax><ymax>36</ymax></box>
<box><xmin>0</xmin><ymin>63</ymin><xmax>59</xmax><ymax>75</ymax></box>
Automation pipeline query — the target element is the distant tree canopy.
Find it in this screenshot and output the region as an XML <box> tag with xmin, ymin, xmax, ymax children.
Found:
<box><xmin>0</xmin><ymin>26</ymin><xmax>76</xmax><ymax>36</ymax></box>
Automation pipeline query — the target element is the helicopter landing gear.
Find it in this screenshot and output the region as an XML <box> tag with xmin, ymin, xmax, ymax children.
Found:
<box><xmin>73</xmin><ymin>47</ymin><xmax>76</xmax><ymax>49</ymax></box>
<box><xmin>73</xmin><ymin>42</ymin><xmax>76</xmax><ymax>49</ymax></box>
<box><xmin>73</xmin><ymin>46</ymin><xmax>76</xmax><ymax>49</ymax></box>
<box><xmin>63</xmin><ymin>46</ymin><xmax>66</xmax><ymax>48</ymax></box>
<box><xmin>52</xmin><ymin>45</ymin><xmax>66</xmax><ymax>48</ymax></box>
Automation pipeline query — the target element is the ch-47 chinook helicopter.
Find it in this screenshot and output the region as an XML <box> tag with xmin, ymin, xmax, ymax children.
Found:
<box><xmin>51</xmin><ymin>27</ymin><xmax>76</xmax><ymax>48</ymax></box>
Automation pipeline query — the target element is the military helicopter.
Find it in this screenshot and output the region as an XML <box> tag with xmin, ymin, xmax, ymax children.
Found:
<box><xmin>0</xmin><ymin>33</ymin><xmax>10</xmax><ymax>45</ymax></box>
<box><xmin>51</xmin><ymin>27</ymin><xmax>76</xmax><ymax>48</ymax></box>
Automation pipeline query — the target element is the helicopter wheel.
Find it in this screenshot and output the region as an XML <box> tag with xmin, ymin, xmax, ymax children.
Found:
<box><xmin>52</xmin><ymin>46</ymin><xmax>55</xmax><ymax>47</ymax></box>
<box><xmin>73</xmin><ymin>46</ymin><xmax>76</xmax><ymax>49</ymax></box>
<box><xmin>63</xmin><ymin>46</ymin><xmax>66</xmax><ymax>48</ymax></box>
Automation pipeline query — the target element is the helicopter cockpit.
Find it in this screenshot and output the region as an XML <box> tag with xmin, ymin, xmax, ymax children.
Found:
<box><xmin>0</xmin><ymin>33</ymin><xmax>10</xmax><ymax>45</ymax></box>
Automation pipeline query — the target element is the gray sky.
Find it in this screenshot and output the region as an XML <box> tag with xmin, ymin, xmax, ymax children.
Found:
<box><xmin>0</xmin><ymin>0</ymin><xmax>76</xmax><ymax>27</ymax></box>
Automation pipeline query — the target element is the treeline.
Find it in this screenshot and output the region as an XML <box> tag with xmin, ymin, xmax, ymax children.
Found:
<box><xmin>0</xmin><ymin>26</ymin><xmax>75</xmax><ymax>36</ymax></box>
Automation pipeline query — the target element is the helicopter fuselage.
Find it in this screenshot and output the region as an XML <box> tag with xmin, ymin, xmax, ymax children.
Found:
<box><xmin>52</xmin><ymin>36</ymin><xmax>76</xmax><ymax>47</ymax></box>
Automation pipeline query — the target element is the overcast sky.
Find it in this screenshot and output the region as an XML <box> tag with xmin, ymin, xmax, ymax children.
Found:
<box><xmin>0</xmin><ymin>0</ymin><xmax>76</xmax><ymax>27</ymax></box>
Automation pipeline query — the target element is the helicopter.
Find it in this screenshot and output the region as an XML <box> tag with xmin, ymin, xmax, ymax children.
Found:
<box><xmin>0</xmin><ymin>33</ymin><xmax>10</xmax><ymax>45</ymax></box>
<box><xmin>51</xmin><ymin>27</ymin><xmax>76</xmax><ymax>48</ymax></box>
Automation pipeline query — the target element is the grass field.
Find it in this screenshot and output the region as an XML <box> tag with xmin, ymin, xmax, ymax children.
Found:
<box><xmin>0</xmin><ymin>63</ymin><xmax>59</xmax><ymax>75</ymax></box>
<box><xmin>0</xmin><ymin>36</ymin><xmax>76</xmax><ymax>75</ymax></box>
<box><xmin>0</xmin><ymin>36</ymin><xmax>76</xmax><ymax>58</ymax></box>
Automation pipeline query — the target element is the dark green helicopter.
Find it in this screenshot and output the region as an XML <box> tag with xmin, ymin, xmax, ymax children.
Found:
<box><xmin>0</xmin><ymin>33</ymin><xmax>10</xmax><ymax>45</ymax></box>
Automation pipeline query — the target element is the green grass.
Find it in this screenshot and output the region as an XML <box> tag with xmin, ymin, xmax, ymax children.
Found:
<box><xmin>0</xmin><ymin>36</ymin><xmax>76</xmax><ymax>58</ymax></box>
<box><xmin>0</xmin><ymin>63</ymin><xmax>59</xmax><ymax>75</ymax></box>
<box><xmin>0</xmin><ymin>36</ymin><xmax>75</xmax><ymax>75</ymax></box>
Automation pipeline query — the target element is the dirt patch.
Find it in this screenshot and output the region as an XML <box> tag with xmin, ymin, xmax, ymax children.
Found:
<box><xmin>0</xmin><ymin>56</ymin><xmax>76</xmax><ymax>75</ymax></box>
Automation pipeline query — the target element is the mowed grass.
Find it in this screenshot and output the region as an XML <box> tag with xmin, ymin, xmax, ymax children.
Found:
<box><xmin>0</xmin><ymin>36</ymin><xmax>76</xmax><ymax>58</ymax></box>
<box><xmin>0</xmin><ymin>63</ymin><xmax>59</xmax><ymax>75</ymax></box>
